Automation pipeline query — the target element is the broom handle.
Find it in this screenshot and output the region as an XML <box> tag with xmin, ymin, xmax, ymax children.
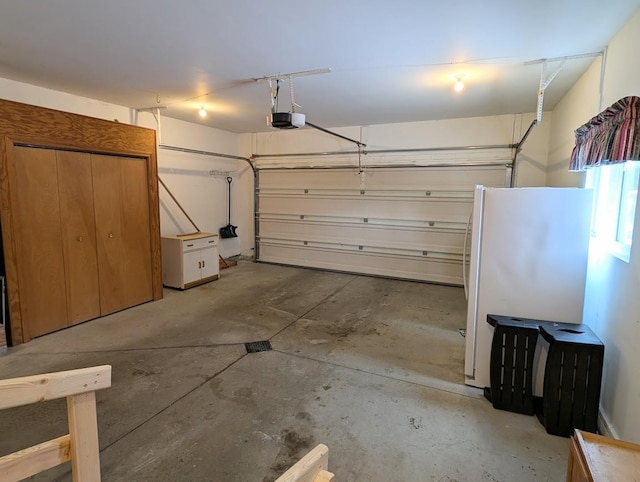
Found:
<box><xmin>158</xmin><ymin>176</ymin><xmax>201</xmax><ymax>232</ymax></box>
<box><xmin>227</xmin><ymin>177</ymin><xmax>232</xmax><ymax>223</ymax></box>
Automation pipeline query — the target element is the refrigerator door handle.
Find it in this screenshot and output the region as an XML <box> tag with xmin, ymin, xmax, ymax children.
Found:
<box><xmin>464</xmin><ymin>186</ymin><xmax>485</xmax><ymax>379</ymax></box>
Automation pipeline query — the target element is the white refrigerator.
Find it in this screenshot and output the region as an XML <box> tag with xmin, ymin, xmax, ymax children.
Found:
<box><xmin>464</xmin><ymin>186</ymin><xmax>593</xmax><ymax>393</ymax></box>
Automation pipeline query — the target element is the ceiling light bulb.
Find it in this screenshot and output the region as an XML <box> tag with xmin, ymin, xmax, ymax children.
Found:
<box><xmin>454</xmin><ymin>78</ymin><xmax>464</xmax><ymax>92</ymax></box>
<box><xmin>199</xmin><ymin>107</ymin><xmax>207</xmax><ymax>118</ymax></box>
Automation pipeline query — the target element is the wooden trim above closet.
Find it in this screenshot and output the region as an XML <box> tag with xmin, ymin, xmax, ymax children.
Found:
<box><xmin>0</xmin><ymin>99</ymin><xmax>156</xmax><ymax>153</ymax></box>
<box><xmin>0</xmin><ymin>99</ymin><xmax>162</xmax><ymax>344</ymax></box>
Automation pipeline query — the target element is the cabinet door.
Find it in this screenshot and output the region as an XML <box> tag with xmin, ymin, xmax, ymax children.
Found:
<box><xmin>183</xmin><ymin>250</ymin><xmax>202</xmax><ymax>286</ymax></box>
<box><xmin>11</xmin><ymin>147</ymin><xmax>68</xmax><ymax>337</ymax></box>
<box><xmin>200</xmin><ymin>246</ymin><xmax>218</xmax><ymax>279</ymax></box>
<box><xmin>92</xmin><ymin>154</ymin><xmax>153</xmax><ymax>315</ymax></box>
<box><xmin>56</xmin><ymin>151</ymin><xmax>100</xmax><ymax>324</ymax></box>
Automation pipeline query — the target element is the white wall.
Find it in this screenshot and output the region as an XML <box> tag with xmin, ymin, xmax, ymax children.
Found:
<box><xmin>548</xmin><ymin>9</ymin><xmax>640</xmax><ymax>443</ymax></box>
<box><xmin>546</xmin><ymin>57</ymin><xmax>602</xmax><ymax>188</ymax></box>
<box><xmin>0</xmin><ymin>78</ymin><xmax>253</xmax><ymax>259</ymax></box>
<box><xmin>0</xmin><ymin>77</ymin><xmax>132</xmax><ymax>123</ymax></box>
<box><xmin>150</xmin><ymin>117</ymin><xmax>254</xmax><ymax>259</ymax></box>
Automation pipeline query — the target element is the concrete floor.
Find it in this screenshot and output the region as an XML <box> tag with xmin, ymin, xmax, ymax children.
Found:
<box><xmin>0</xmin><ymin>261</ymin><xmax>570</xmax><ymax>481</ymax></box>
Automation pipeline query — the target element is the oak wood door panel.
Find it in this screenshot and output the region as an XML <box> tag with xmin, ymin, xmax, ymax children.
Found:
<box><xmin>11</xmin><ymin>147</ymin><xmax>68</xmax><ymax>337</ymax></box>
<box><xmin>56</xmin><ymin>151</ymin><xmax>101</xmax><ymax>324</ymax></box>
<box><xmin>92</xmin><ymin>154</ymin><xmax>153</xmax><ymax>315</ymax></box>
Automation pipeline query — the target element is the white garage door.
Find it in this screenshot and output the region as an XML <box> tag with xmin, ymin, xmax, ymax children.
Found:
<box><xmin>256</xmin><ymin>163</ymin><xmax>508</xmax><ymax>284</ymax></box>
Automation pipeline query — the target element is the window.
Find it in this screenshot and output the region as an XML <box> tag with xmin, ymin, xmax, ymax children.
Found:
<box><xmin>585</xmin><ymin>161</ymin><xmax>640</xmax><ymax>262</ymax></box>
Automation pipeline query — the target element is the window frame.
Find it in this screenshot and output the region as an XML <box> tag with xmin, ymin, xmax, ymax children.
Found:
<box><xmin>585</xmin><ymin>161</ymin><xmax>640</xmax><ymax>263</ymax></box>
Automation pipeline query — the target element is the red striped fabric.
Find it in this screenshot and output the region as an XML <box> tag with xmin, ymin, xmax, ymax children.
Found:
<box><xmin>569</xmin><ymin>96</ymin><xmax>640</xmax><ymax>171</ymax></box>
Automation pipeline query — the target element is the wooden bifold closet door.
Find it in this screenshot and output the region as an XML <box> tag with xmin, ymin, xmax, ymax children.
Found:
<box><xmin>0</xmin><ymin>98</ymin><xmax>162</xmax><ymax>345</ymax></box>
<box><xmin>92</xmin><ymin>154</ymin><xmax>153</xmax><ymax>315</ymax></box>
<box><xmin>10</xmin><ymin>146</ymin><xmax>153</xmax><ymax>338</ymax></box>
<box><xmin>56</xmin><ymin>151</ymin><xmax>101</xmax><ymax>324</ymax></box>
<box><xmin>12</xmin><ymin>147</ymin><xmax>69</xmax><ymax>337</ymax></box>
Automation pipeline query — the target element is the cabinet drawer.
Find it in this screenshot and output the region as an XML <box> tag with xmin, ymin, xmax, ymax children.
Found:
<box><xmin>182</xmin><ymin>236</ymin><xmax>217</xmax><ymax>252</ymax></box>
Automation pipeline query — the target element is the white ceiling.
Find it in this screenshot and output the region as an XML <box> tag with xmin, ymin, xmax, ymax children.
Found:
<box><xmin>1</xmin><ymin>1</ymin><xmax>638</xmax><ymax>133</ymax></box>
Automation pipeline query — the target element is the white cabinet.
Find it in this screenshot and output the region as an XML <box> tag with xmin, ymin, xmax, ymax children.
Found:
<box><xmin>161</xmin><ymin>233</ymin><xmax>220</xmax><ymax>289</ymax></box>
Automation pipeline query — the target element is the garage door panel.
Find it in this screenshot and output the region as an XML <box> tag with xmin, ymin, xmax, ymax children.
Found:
<box><xmin>259</xmin><ymin>170</ymin><xmax>361</xmax><ymax>189</ymax></box>
<box><xmin>356</xmin><ymin>166</ymin><xmax>507</xmax><ymax>189</ymax></box>
<box><xmin>259</xmin><ymin>219</ymin><xmax>466</xmax><ymax>254</ymax></box>
<box><xmin>260</xmin><ymin>196</ymin><xmax>472</xmax><ymax>222</ymax></box>
<box><xmin>259</xmin><ymin>243</ymin><xmax>462</xmax><ymax>284</ymax></box>
<box><xmin>257</xmin><ymin>165</ymin><xmax>507</xmax><ymax>285</ymax></box>
<box><xmin>259</xmin><ymin>166</ymin><xmax>507</xmax><ymax>190</ymax></box>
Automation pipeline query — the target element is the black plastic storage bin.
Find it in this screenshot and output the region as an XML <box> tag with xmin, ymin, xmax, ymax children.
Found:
<box><xmin>539</xmin><ymin>322</ymin><xmax>604</xmax><ymax>437</ymax></box>
<box><xmin>486</xmin><ymin>315</ymin><xmax>540</xmax><ymax>415</ymax></box>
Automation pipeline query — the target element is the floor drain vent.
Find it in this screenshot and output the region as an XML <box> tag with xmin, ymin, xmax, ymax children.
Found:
<box><xmin>245</xmin><ymin>340</ymin><xmax>273</xmax><ymax>353</ymax></box>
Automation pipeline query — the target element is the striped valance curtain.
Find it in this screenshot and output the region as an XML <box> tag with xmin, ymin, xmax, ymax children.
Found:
<box><xmin>569</xmin><ymin>96</ymin><xmax>640</xmax><ymax>171</ymax></box>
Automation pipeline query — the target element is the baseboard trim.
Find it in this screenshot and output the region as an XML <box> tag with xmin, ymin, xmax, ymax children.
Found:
<box><xmin>598</xmin><ymin>410</ymin><xmax>619</xmax><ymax>439</ymax></box>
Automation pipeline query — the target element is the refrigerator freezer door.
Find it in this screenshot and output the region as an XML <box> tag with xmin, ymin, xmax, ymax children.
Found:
<box><xmin>465</xmin><ymin>187</ymin><xmax>592</xmax><ymax>390</ymax></box>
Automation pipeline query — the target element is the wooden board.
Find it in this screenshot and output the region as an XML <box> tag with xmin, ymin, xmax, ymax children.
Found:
<box><xmin>275</xmin><ymin>444</ymin><xmax>333</xmax><ymax>482</ymax></box>
<box><xmin>575</xmin><ymin>430</ymin><xmax>640</xmax><ymax>481</ymax></box>
<box><xmin>67</xmin><ymin>392</ymin><xmax>101</xmax><ymax>481</ymax></box>
<box><xmin>0</xmin><ymin>435</ymin><xmax>71</xmax><ymax>481</ymax></box>
<box><xmin>0</xmin><ymin>365</ymin><xmax>111</xmax><ymax>410</ymax></box>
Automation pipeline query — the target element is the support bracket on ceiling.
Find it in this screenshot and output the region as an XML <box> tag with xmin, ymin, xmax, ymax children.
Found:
<box><xmin>134</xmin><ymin>105</ymin><xmax>167</xmax><ymax>142</ymax></box>
<box><xmin>255</xmin><ymin>68</ymin><xmax>331</xmax><ymax>118</ymax></box>
<box><xmin>525</xmin><ymin>51</ymin><xmax>603</xmax><ymax>123</ymax></box>
<box><xmin>535</xmin><ymin>59</ymin><xmax>567</xmax><ymax>123</ymax></box>
<box><xmin>254</xmin><ymin>67</ymin><xmax>364</xmax><ymax>150</ymax></box>
<box><xmin>253</xmin><ymin>68</ymin><xmax>332</xmax><ymax>83</ymax></box>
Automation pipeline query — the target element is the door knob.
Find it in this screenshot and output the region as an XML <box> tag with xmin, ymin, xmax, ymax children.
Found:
<box><xmin>77</xmin><ymin>236</ymin><xmax>83</xmax><ymax>242</ymax></box>
<box><xmin>108</xmin><ymin>233</ymin><xmax>114</xmax><ymax>238</ymax></box>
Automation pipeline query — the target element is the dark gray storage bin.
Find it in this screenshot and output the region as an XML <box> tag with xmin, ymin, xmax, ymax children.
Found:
<box><xmin>486</xmin><ymin>314</ymin><xmax>540</xmax><ymax>415</ymax></box>
<box><xmin>539</xmin><ymin>322</ymin><xmax>604</xmax><ymax>437</ymax></box>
